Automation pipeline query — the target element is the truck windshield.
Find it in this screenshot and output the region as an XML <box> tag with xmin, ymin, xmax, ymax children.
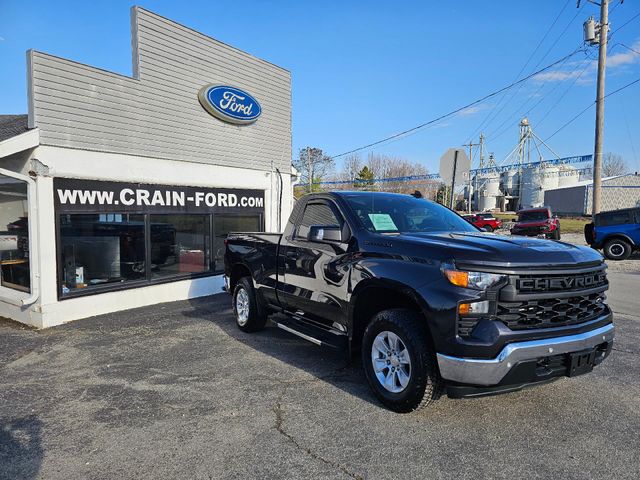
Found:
<box><xmin>342</xmin><ymin>193</ymin><xmax>477</xmax><ymax>234</ymax></box>
<box><xmin>518</xmin><ymin>211</ymin><xmax>549</xmax><ymax>221</ymax></box>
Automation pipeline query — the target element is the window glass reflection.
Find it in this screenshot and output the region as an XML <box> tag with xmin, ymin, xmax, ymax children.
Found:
<box><xmin>0</xmin><ymin>175</ymin><xmax>30</xmax><ymax>292</ymax></box>
<box><xmin>60</xmin><ymin>214</ymin><xmax>145</xmax><ymax>294</ymax></box>
<box><xmin>150</xmin><ymin>215</ymin><xmax>211</xmax><ymax>278</ymax></box>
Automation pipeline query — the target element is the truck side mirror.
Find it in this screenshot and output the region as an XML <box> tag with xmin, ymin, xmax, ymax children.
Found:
<box><xmin>308</xmin><ymin>225</ymin><xmax>343</xmax><ymax>243</ymax></box>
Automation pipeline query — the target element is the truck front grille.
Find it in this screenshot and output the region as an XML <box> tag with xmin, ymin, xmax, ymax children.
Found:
<box><xmin>496</xmin><ymin>292</ymin><xmax>608</xmax><ymax>330</ymax></box>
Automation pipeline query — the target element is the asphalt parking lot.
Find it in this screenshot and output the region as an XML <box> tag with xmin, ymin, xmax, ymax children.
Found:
<box><xmin>1</xmin><ymin>271</ymin><xmax>639</xmax><ymax>480</ymax></box>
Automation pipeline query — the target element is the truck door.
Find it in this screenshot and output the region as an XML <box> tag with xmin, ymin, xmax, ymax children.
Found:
<box><xmin>278</xmin><ymin>199</ymin><xmax>350</xmax><ymax>331</ymax></box>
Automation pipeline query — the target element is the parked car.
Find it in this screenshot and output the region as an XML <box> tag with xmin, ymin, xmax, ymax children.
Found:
<box><xmin>585</xmin><ymin>207</ymin><xmax>640</xmax><ymax>260</ymax></box>
<box><xmin>224</xmin><ymin>192</ymin><xmax>613</xmax><ymax>413</ymax></box>
<box><xmin>510</xmin><ymin>207</ymin><xmax>561</xmax><ymax>240</ymax></box>
<box><xmin>462</xmin><ymin>212</ymin><xmax>502</xmax><ymax>231</ymax></box>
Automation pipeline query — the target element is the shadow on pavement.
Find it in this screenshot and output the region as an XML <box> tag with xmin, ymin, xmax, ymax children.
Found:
<box><xmin>184</xmin><ymin>294</ymin><xmax>380</xmax><ymax>408</ymax></box>
<box><xmin>0</xmin><ymin>415</ymin><xmax>44</xmax><ymax>480</ymax></box>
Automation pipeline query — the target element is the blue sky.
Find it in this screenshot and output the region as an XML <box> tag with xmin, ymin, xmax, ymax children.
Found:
<box><xmin>1</xmin><ymin>1</ymin><xmax>639</xmax><ymax>175</ymax></box>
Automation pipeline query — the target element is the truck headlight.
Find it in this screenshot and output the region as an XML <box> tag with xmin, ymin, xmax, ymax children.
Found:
<box><xmin>442</xmin><ymin>265</ymin><xmax>506</xmax><ymax>290</ymax></box>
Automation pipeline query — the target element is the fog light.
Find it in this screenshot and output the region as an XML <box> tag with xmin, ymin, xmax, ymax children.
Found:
<box><xmin>458</xmin><ymin>300</ymin><xmax>489</xmax><ymax>315</ymax></box>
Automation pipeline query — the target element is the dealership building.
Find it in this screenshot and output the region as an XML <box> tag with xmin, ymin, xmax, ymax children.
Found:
<box><xmin>0</xmin><ymin>7</ymin><xmax>294</xmax><ymax>328</ymax></box>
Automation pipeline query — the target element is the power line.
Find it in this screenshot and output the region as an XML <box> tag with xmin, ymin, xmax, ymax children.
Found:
<box><xmin>485</xmin><ymin>60</ymin><xmax>589</xmax><ymax>144</ymax></box>
<box><xmin>544</xmin><ymin>75</ymin><xmax>640</xmax><ymax>141</ymax></box>
<box><xmin>329</xmin><ymin>48</ymin><xmax>585</xmax><ymax>160</ymax></box>
<box><xmin>620</xmin><ymin>43</ymin><xmax>640</xmax><ymax>56</ymax></box>
<box><xmin>609</xmin><ymin>10</ymin><xmax>640</xmax><ymax>37</ymax></box>
<box><xmin>466</xmin><ymin>2</ymin><xmax>585</xmax><ymax>142</ymax></box>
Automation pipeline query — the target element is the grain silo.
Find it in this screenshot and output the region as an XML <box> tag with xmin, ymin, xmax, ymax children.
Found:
<box><xmin>501</xmin><ymin>169</ymin><xmax>520</xmax><ymax>196</ymax></box>
<box><xmin>558</xmin><ymin>165</ymin><xmax>580</xmax><ymax>187</ymax></box>
<box><xmin>521</xmin><ymin>165</ymin><xmax>559</xmax><ymax>208</ymax></box>
<box><xmin>475</xmin><ymin>173</ymin><xmax>502</xmax><ymax>211</ymax></box>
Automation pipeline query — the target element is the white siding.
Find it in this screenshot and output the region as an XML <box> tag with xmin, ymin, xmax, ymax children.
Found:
<box><xmin>29</xmin><ymin>7</ymin><xmax>291</xmax><ymax>172</ymax></box>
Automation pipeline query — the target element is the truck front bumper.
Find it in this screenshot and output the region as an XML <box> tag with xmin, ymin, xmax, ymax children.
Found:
<box><xmin>437</xmin><ymin>323</ymin><xmax>614</xmax><ymax>388</ymax></box>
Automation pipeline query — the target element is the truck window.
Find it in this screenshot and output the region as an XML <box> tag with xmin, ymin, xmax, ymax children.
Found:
<box><xmin>517</xmin><ymin>211</ymin><xmax>549</xmax><ymax>221</ymax></box>
<box><xmin>597</xmin><ymin>210</ymin><xmax>633</xmax><ymax>227</ymax></box>
<box><xmin>300</xmin><ymin>203</ymin><xmax>341</xmax><ymax>228</ymax></box>
<box><xmin>295</xmin><ymin>202</ymin><xmax>342</xmax><ymax>240</ymax></box>
<box><xmin>343</xmin><ymin>193</ymin><xmax>476</xmax><ymax>234</ymax></box>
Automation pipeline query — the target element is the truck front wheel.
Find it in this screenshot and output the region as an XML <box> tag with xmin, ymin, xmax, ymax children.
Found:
<box><xmin>362</xmin><ymin>309</ymin><xmax>443</xmax><ymax>413</ymax></box>
<box><xmin>233</xmin><ymin>277</ymin><xmax>268</xmax><ymax>332</ymax></box>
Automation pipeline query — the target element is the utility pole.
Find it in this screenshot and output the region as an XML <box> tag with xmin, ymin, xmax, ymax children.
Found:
<box><xmin>588</xmin><ymin>0</ymin><xmax>609</xmax><ymax>217</ymax></box>
<box><xmin>449</xmin><ymin>150</ymin><xmax>459</xmax><ymax>210</ymax></box>
<box><xmin>307</xmin><ymin>147</ymin><xmax>313</xmax><ymax>193</ymax></box>
<box><xmin>463</xmin><ymin>138</ymin><xmax>480</xmax><ymax>213</ymax></box>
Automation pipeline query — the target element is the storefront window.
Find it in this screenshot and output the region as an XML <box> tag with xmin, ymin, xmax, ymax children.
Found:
<box><xmin>213</xmin><ymin>215</ymin><xmax>262</xmax><ymax>271</ymax></box>
<box><xmin>54</xmin><ymin>178</ymin><xmax>265</xmax><ymax>298</ymax></box>
<box><xmin>0</xmin><ymin>175</ymin><xmax>30</xmax><ymax>292</ymax></box>
<box><xmin>60</xmin><ymin>214</ymin><xmax>145</xmax><ymax>294</ymax></box>
<box><xmin>150</xmin><ymin>215</ymin><xmax>211</xmax><ymax>278</ymax></box>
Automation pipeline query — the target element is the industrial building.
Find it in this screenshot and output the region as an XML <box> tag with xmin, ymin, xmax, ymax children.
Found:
<box><xmin>470</xmin><ymin>118</ymin><xmax>591</xmax><ymax>212</ymax></box>
<box><xmin>544</xmin><ymin>173</ymin><xmax>640</xmax><ymax>215</ymax></box>
<box><xmin>0</xmin><ymin>7</ymin><xmax>294</xmax><ymax>328</ymax></box>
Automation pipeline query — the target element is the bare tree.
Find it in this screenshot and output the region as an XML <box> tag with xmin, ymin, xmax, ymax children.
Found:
<box><xmin>602</xmin><ymin>152</ymin><xmax>629</xmax><ymax>177</ymax></box>
<box><xmin>338</xmin><ymin>154</ymin><xmax>362</xmax><ymax>184</ymax></box>
<box><xmin>365</xmin><ymin>153</ymin><xmax>428</xmax><ymax>193</ymax></box>
<box><xmin>293</xmin><ymin>147</ymin><xmax>335</xmax><ymax>192</ymax></box>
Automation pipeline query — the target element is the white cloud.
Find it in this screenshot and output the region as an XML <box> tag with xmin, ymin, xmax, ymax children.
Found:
<box><xmin>534</xmin><ymin>70</ymin><xmax>585</xmax><ymax>82</ymax></box>
<box><xmin>534</xmin><ymin>39</ymin><xmax>640</xmax><ymax>84</ymax></box>
<box><xmin>608</xmin><ymin>40</ymin><xmax>640</xmax><ymax>67</ymax></box>
<box><xmin>457</xmin><ymin>104</ymin><xmax>490</xmax><ymax>117</ymax></box>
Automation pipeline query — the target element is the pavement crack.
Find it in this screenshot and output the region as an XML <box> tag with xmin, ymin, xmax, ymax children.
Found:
<box><xmin>272</xmin><ymin>388</ymin><xmax>364</xmax><ymax>480</ymax></box>
<box><xmin>612</xmin><ymin>346</ymin><xmax>639</xmax><ymax>356</ymax></box>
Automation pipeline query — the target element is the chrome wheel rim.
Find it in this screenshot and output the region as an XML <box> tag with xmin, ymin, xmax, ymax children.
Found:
<box><xmin>235</xmin><ymin>288</ymin><xmax>250</xmax><ymax>326</ymax></box>
<box><xmin>610</xmin><ymin>243</ymin><xmax>624</xmax><ymax>257</ymax></box>
<box><xmin>371</xmin><ymin>331</ymin><xmax>411</xmax><ymax>393</ymax></box>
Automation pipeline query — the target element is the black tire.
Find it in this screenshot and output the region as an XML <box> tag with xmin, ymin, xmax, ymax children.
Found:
<box><xmin>482</xmin><ymin>226</ymin><xmax>493</xmax><ymax>232</ymax></box>
<box><xmin>361</xmin><ymin>309</ymin><xmax>443</xmax><ymax>413</ymax></box>
<box><xmin>232</xmin><ymin>277</ymin><xmax>268</xmax><ymax>332</ymax></box>
<box><xmin>603</xmin><ymin>238</ymin><xmax>632</xmax><ymax>261</ymax></box>
<box><xmin>550</xmin><ymin>228</ymin><xmax>561</xmax><ymax>240</ymax></box>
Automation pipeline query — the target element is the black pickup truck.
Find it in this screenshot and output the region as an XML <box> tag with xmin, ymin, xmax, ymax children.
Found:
<box><xmin>224</xmin><ymin>192</ymin><xmax>614</xmax><ymax>412</ymax></box>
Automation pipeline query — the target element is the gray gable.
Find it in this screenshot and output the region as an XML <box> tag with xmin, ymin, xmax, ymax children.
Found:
<box><xmin>28</xmin><ymin>7</ymin><xmax>291</xmax><ymax>172</ymax></box>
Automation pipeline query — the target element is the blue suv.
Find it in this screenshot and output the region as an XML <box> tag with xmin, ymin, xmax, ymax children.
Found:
<box><xmin>585</xmin><ymin>207</ymin><xmax>640</xmax><ymax>260</ymax></box>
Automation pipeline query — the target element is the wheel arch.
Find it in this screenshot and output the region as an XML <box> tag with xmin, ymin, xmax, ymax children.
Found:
<box><xmin>348</xmin><ymin>279</ymin><xmax>433</xmax><ymax>352</ymax></box>
<box><xmin>601</xmin><ymin>233</ymin><xmax>635</xmax><ymax>249</ymax></box>
<box><xmin>229</xmin><ymin>262</ymin><xmax>253</xmax><ymax>293</ymax></box>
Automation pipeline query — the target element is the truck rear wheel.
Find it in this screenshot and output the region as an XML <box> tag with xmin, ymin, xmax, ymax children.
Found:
<box><xmin>233</xmin><ymin>277</ymin><xmax>268</xmax><ymax>332</ymax></box>
<box><xmin>361</xmin><ymin>309</ymin><xmax>443</xmax><ymax>413</ymax></box>
<box><xmin>603</xmin><ymin>238</ymin><xmax>632</xmax><ymax>260</ymax></box>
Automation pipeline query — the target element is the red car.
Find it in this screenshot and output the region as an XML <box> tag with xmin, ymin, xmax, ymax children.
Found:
<box><xmin>462</xmin><ymin>212</ymin><xmax>503</xmax><ymax>232</ymax></box>
<box><xmin>510</xmin><ymin>207</ymin><xmax>561</xmax><ymax>240</ymax></box>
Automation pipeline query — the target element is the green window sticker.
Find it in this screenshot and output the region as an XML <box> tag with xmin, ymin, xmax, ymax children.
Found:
<box><xmin>368</xmin><ymin>213</ymin><xmax>398</xmax><ymax>231</ymax></box>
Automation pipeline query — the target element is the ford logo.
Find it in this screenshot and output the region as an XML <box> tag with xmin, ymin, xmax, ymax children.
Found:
<box><xmin>198</xmin><ymin>84</ymin><xmax>261</xmax><ymax>125</ymax></box>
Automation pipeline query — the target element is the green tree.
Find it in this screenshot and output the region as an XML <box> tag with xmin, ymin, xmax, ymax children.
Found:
<box><xmin>436</xmin><ymin>184</ymin><xmax>451</xmax><ymax>205</ymax></box>
<box><xmin>355</xmin><ymin>165</ymin><xmax>375</xmax><ymax>188</ymax></box>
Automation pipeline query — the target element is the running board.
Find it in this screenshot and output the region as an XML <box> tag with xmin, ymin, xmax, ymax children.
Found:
<box><xmin>274</xmin><ymin>316</ymin><xmax>348</xmax><ymax>350</ymax></box>
<box><xmin>276</xmin><ymin>323</ymin><xmax>323</xmax><ymax>346</ymax></box>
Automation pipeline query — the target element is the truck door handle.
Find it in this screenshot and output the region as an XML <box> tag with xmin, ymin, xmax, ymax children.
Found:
<box><xmin>285</xmin><ymin>251</ymin><xmax>298</xmax><ymax>259</ymax></box>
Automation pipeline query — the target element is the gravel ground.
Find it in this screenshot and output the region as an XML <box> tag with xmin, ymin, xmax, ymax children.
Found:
<box><xmin>1</xmin><ymin>287</ymin><xmax>639</xmax><ymax>480</ymax></box>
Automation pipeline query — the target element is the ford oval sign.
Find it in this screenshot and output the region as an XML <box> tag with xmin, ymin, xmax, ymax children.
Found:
<box><xmin>198</xmin><ymin>84</ymin><xmax>261</xmax><ymax>125</ymax></box>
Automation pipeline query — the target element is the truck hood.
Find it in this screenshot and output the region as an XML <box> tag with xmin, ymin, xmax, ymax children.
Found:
<box><xmin>398</xmin><ymin>231</ymin><xmax>602</xmax><ymax>268</ymax></box>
